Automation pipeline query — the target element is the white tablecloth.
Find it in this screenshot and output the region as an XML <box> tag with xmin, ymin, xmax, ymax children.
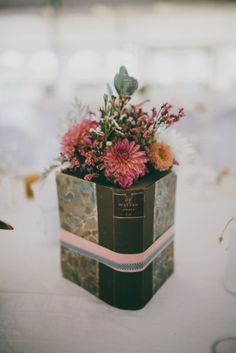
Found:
<box><xmin>0</xmin><ymin>170</ymin><xmax>236</xmax><ymax>353</ymax></box>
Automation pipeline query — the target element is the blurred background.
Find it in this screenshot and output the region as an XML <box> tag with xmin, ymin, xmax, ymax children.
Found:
<box><xmin>1</xmin><ymin>4</ymin><xmax>236</xmax><ymax>353</ymax></box>
<box><xmin>0</xmin><ymin>0</ymin><xmax>236</xmax><ymax>174</ymax></box>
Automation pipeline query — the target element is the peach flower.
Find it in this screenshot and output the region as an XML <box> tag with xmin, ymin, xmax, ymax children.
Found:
<box><xmin>147</xmin><ymin>142</ymin><xmax>174</xmax><ymax>171</ymax></box>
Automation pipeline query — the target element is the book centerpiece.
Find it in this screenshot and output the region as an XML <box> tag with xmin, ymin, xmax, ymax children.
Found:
<box><xmin>56</xmin><ymin>66</ymin><xmax>185</xmax><ymax>309</ymax></box>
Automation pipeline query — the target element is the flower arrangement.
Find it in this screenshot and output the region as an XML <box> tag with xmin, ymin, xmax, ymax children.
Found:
<box><xmin>60</xmin><ymin>66</ymin><xmax>185</xmax><ymax>189</ymax></box>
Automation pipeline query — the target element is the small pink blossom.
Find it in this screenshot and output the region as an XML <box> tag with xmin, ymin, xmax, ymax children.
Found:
<box><xmin>71</xmin><ymin>158</ymin><xmax>80</xmax><ymax>168</ymax></box>
<box><xmin>84</xmin><ymin>173</ymin><xmax>99</xmax><ymax>181</ymax></box>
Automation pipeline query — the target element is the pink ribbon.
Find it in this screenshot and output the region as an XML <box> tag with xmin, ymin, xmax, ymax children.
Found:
<box><xmin>60</xmin><ymin>225</ymin><xmax>174</xmax><ymax>272</ymax></box>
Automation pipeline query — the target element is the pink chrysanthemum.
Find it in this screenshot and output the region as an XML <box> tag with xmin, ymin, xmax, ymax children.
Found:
<box><xmin>104</xmin><ymin>139</ymin><xmax>147</xmax><ymax>188</ymax></box>
<box><xmin>61</xmin><ymin>119</ymin><xmax>98</xmax><ymax>160</ymax></box>
<box><xmin>147</xmin><ymin>142</ymin><xmax>174</xmax><ymax>171</ymax></box>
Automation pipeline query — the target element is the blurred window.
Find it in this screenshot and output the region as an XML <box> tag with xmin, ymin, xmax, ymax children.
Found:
<box><xmin>29</xmin><ymin>50</ymin><xmax>59</xmax><ymax>83</ymax></box>
<box><xmin>149</xmin><ymin>49</ymin><xmax>211</xmax><ymax>86</ymax></box>
<box><xmin>67</xmin><ymin>50</ymin><xmax>101</xmax><ymax>83</ymax></box>
<box><xmin>214</xmin><ymin>48</ymin><xmax>236</xmax><ymax>90</ymax></box>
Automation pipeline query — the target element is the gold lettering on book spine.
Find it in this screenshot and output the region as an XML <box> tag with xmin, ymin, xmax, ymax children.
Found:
<box><xmin>113</xmin><ymin>190</ymin><xmax>144</xmax><ymax>218</ymax></box>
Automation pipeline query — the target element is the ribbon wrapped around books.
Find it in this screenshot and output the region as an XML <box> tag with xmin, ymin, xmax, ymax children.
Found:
<box><xmin>60</xmin><ymin>225</ymin><xmax>174</xmax><ymax>273</ymax></box>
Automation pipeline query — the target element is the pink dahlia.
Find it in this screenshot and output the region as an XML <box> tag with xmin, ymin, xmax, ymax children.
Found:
<box><xmin>147</xmin><ymin>142</ymin><xmax>174</xmax><ymax>171</ymax></box>
<box><xmin>61</xmin><ymin>119</ymin><xmax>98</xmax><ymax>160</ymax></box>
<box><xmin>104</xmin><ymin>139</ymin><xmax>147</xmax><ymax>188</ymax></box>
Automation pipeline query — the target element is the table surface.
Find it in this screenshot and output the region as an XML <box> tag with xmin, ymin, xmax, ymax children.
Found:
<box><xmin>0</xmin><ymin>169</ymin><xmax>236</xmax><ymax>353</ymax></box>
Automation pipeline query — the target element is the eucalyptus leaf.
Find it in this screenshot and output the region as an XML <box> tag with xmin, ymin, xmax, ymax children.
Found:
<box><xmin>119</xmin><ymin>66</ymin><xmax>128</xmax><ymax>76</ymax></box>
<box><xmin>114</xmin><ymin>66</ymin><xmax>138</xmax><ymax>97</ymax></box>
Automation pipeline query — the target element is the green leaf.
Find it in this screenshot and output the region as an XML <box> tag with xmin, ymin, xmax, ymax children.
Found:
<box><xmin>106</xmin><ymin>83</ymin><xmax>114</xmax><ymax>97</ymax></box>
<box><xmin>103</xmin><ymin>93</ymin><xmax>108</xmax><ymax>106</ymax></box>
<box><xmin>114</xmin><ymin>66</ymin><xmax>138</xmax><ymax>97</ymax></box>
<box><xmin>119</xmin><ymin>66</ymin><xmax>128</xmax><ymax>76</ymax></box>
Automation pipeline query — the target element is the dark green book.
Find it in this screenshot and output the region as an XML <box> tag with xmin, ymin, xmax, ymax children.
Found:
<box><xmin>56</xmin><ymin>170</ymin><xmax>176</xmax><ymax>310</ymax></box>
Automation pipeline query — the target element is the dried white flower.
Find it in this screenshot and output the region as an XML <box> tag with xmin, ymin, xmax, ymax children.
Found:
<box><xmin>95</xmin><ymin>127</ymin><xmax>102</xmax><ymax>133</ymax></box>
<box><xmin>111</xmin><ymin>118</ymin><xmax>121</xmax><ymax>130</ymax></box>
<box><xmin>157</xmin><ymin>129</ymin><xmax>195</xmax><ymax>165</ymax></box>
